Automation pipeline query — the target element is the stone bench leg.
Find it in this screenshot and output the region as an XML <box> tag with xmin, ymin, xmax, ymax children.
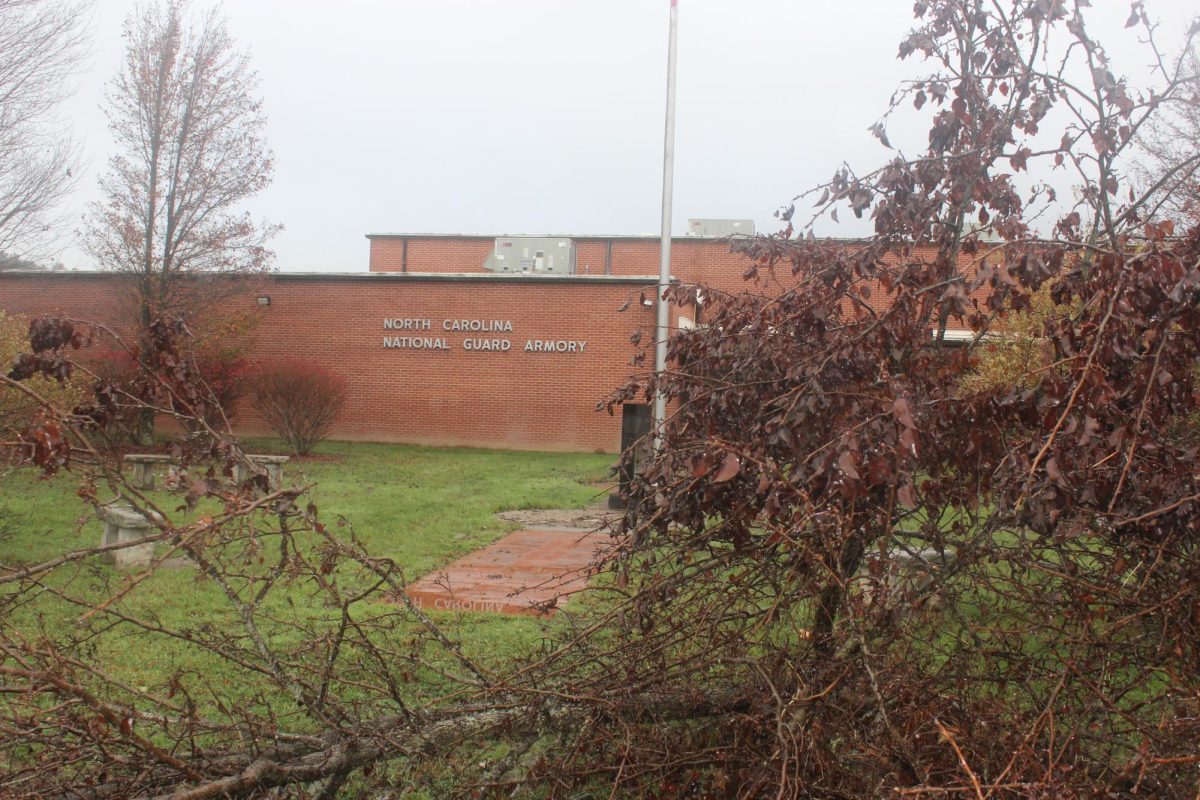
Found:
<box><xmin>233</xmin><ymin>463</ymin><xmax>255</xmax><ymax>486</ymax></box>
<box><xmin>131</xmin><ymin>462</ymin><xmax>154</xmax><ymax>490</ymax></box>
<box><xmin>234</xmin><ymin>462</ymin><xmax>285</xmax><ymax>492</ymax></box>
<box><xmin>100</xmin><ymin>517</ymin><xmax>155</xmax><ymax>569</ymax></box>
<box><xmin>263</xmin><ymin>463</ymin><xmax>283</xmax><ymax>492</ymax></box>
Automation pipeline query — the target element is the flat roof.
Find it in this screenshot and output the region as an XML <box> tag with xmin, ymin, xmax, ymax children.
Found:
<box><xmin>364</xmin><ymin>232</ymin><xmax>748</xmax><ymax>242</ymax></box>
<box><xmin>0</xmin><ymin>270</ymin><xmax>671</xmax><ymax>285</ymax></box>
<box><xmin>272</xmin><ymin>272</ymin><xmax>670</xmax><ymax>284</ymax></box>
<box><xmin>363</xmin><ymin>232</ymin><xmax>889</xmax><ymax>247</ymax></box>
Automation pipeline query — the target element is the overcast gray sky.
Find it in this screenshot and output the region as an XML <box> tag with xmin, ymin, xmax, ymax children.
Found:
<box><xmin>50</xmin><ymin>0</ymin><xmax>1195</xmax><ymax>272</ymax></box>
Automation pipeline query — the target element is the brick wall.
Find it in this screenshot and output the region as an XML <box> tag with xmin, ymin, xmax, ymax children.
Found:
<box><xmin>0</xmin><ymin>272</ymin><xmax>667</xmax><ymax>453</ymax></box>
<box><xmin>368</xmin><ymin>236</ymin><xmax>497</xmax><ymax>274</ymax></box>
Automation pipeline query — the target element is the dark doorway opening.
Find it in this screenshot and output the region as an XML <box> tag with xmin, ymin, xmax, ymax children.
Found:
<box><xmin>609</xmin><ymin>404</ymin><xmax>652</xmax><ymax>510</ymax></box>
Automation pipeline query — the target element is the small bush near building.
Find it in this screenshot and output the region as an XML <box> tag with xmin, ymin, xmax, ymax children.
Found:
<box><xmin>189</xmin><ymin>347</ymin><xmax>252</xmax><ymax>432</ymax></box>
<box><xmin>251</xmin><ymin>360</ymin><xmax>348</xmax><ymax>455</ymax></box>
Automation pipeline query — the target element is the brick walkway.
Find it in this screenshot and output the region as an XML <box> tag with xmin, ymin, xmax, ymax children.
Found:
<box><xmin>405</xmin><ymin>528</ymin><xmax>614</xmax><ymax>616</ymax></box>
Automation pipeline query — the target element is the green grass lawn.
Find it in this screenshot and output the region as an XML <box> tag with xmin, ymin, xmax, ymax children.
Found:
<box><xmin>0</xmin><ymin>439</ymin><xmax>613</xmax><ymax>708</ymax></box>
<box><xmin>2</xmin><ymin>439</ymin><xmax>612</xmax><ymax>568</ymax></box>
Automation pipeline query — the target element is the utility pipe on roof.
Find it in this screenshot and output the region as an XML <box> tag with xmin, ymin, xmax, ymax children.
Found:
<box><xmin>653</xmin><ymin>0</ymin><xmax>678</xmax><ymax>450</ymax></box>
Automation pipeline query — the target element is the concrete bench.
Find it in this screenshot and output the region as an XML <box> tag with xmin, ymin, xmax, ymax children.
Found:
<box><xmin>857</xmin><ymin>547</ymin><xmax>958</xmax><ymax>605</ymax></box>
<box><xmin>98</xmin><ymin>503</ymin><xmax>161</xmax><ymax>569</ymax></box>
<box><xmin>126</xmin><ymin>453</ymin><xmax>289</xmax><ymax>493</ymax></box>
<box><xmin>233</xmin><ymin>454</ymin><xmax>290</xmax><ymax>492</ymax></box>
<box><xmin>888</xmin><ymin>547</ymin><xmax>957</xmax><ymax>571</ymax></box>
<box><xmin>124</xmin><ymin>453</ymin><xmax>174</xmax><ymax>490</ymax></box>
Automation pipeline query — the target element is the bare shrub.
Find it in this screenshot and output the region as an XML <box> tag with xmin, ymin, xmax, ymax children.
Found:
<box><xmin>251</xmin><ymin>359</ymin><xmax>347</xmax><ymax>455</ymax></box>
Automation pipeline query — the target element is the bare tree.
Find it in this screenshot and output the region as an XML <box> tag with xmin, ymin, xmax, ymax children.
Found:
<box><xmin>1136</xmin><ymin>41</ymin><xmax>1200</xmax><ymax>222</ymax></box>
<box><xmin>0</xmin><ymin>0</ymin><xmax>88</xmax><ymax>257</ymax></box>
<box><xmin>83</xmin><ymin>0</ymin><xmax>277</xmax><ymax>443</ymax></box>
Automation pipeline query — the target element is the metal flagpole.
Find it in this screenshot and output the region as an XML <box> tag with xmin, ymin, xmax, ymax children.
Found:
<box><xmin>653</xmin><ymin>0</ymin><xmax>679</xmax><ymax>450</ymax></box>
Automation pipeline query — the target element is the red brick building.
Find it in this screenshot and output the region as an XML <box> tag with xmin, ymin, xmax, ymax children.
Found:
<box><xmin>1</xmin><ymin>226</ymin><xmax>763</xmax><ymax>452</ymax></box>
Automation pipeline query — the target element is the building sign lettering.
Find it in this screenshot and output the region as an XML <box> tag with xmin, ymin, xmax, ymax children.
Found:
<box><xmin>463</xmin><ymin>338</ymin><xmax>511</xmax><ymax>351</ymax></box>
<box><xmin>524</xmin><ymin>339</ymin><xmax>585</xmax><ymax>353</ymax></box>
<box><xmin>383</xmin><ymin>318</ymin><xmax>431</xmax><ymax>331</ymax></box>
<box><xmin>383</xmin><ymin>336</ymin><xmax>450</xmax><ymax>350</ymax></box>
<box><xmin>443</xmin><ymin>319</ymin><xmax>512</xmax><ymax>332</ymax></box>
<box><xmin>381</xmin><ymin>318</ymin><xmax>585</xmax><ymax>355</ymax></box>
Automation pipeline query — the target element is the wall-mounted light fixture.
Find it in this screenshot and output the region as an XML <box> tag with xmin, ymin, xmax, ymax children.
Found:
<box><xmin>256</xmin><ymin>296</ymin><xmax>271</xmax><ymax>306</ymax></box>
<box><xmin>641</xmin><ymin>292</ymin><xmax>654</xmax><ymax>308</ymax></box>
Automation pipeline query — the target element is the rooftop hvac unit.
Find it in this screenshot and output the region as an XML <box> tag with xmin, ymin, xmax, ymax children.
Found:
<box><xmin>484</xmin><ymin>237</ymin><xmax>576</xmax><ymax>274</ymax></box>
<box><xmin>687</xmin><ymin>219</ymin><xmax>755</xmax><ymax>237</ymax></box>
